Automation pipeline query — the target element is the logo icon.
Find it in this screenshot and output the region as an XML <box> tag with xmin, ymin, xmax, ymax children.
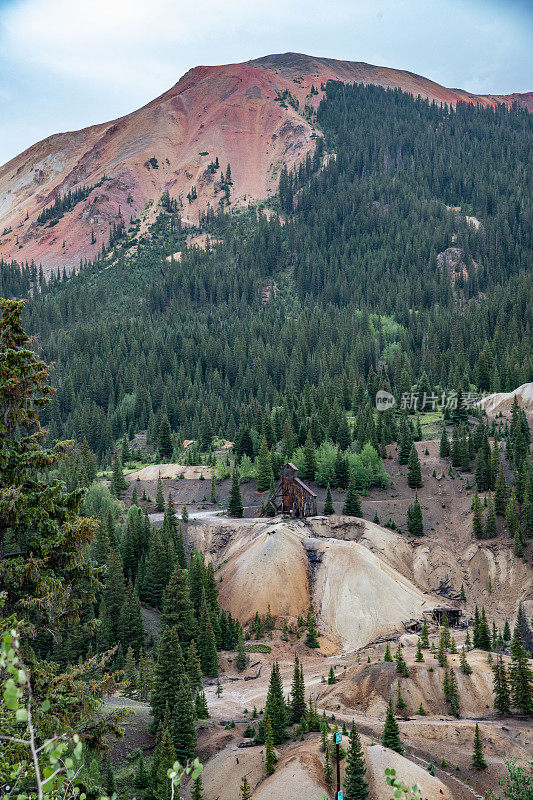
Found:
<box><xmin>375</xmin><ymin>390</ymin><xmax>396</xmax><ymax>411</ymax></box>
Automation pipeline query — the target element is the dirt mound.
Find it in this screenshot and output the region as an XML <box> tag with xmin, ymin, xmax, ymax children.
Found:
<box><xmin>126</xmin><ymin>463</ymin><xmax>213</xmax><ymax>481</ymax></box>
<box><xmin>198</xmin><ymin>518</ymin><xmax>440</xmax><ymax>649</ymax></box>
<box><xmin>365</xmin><ymin>743</ymin><xmax>453</xmax><ymax>800</ymax></box>
<box><xmin>318</xmin><ymin>638</ymin><xmax>497</xmax><ymax>718</ymax></box>
<box><xmin>310</xmin><ymin>535</ymin><xmax>435</xmax><ymax>650</ymax></box>
<box><xmin>478</xmin><ymin>382</ymin><xmax>533</xmax><ymax>416</ymax></box>
<box><xmin>217</xmin><ymin>520</ymin><xmax>311</xmax><ymax>624</ymax></box>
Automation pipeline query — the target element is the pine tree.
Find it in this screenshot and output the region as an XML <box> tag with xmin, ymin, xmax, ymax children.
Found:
<box><xmin>151</xmin><ymin>626</ymin><xmax>185</xmax><ymax>729</ymax></box>
<box><xmin>381</xmin><ymin>696</ymin><xmax>404</xmax><ymax>754</ymax></box>
<box><xmin>150</xmin><ymin>726</ymin><xmax>176</xmax><ymax>800</ymax></box>
<box><xmin>236</xmin><ymin>634</ymin><xmax>248</xmax><ymax>672</ymax></box>
<box><xmin>484</xmin><ymin>495</ymin><xmax>497</xmax><ymax>538</ymax></box>
<box><xmin>407</xmin><ymin>444</ymin><xmax>423</xmax><ymax>488</ymax></box>
<box><xmin>384</xmin><ymin>644</ymin><xmax>393</xmax><ymax>662</ymax></box>
<box><xmin>239</xmin><ymin>775</ymin><xmax>252</xmax><ymax>800</ymax></box>
<box><xmin>228</xmin><ymin>468</ymin><xmax>243</xmax><ymax>517</ymax></box>
<box><xmin>447</xmin><ymin>668</ymin><xmax>460</xmax><ymax>717</ymax></box>
<box><xmin>103</xmin><ymin>548</ymin><xmax>125</xmax><ymax>634</ymax></box>
<box><xmin>324</xmin><ymin>483</ymin><xmax>334</xmax><ymax>515</ymax></box>
<box><xmin>395</xmin><ymin>644</ymin><xmax>409</xmax><ymax>677</ymax></box>
<box><xmin>191</xmin><ymin>773</ymin><xmax>204</xmax><ymax>800</ymax></box>
<box><xmin>515</xmin><ymin>602</ymin><xmax>533</xmax><ymax>656</ymax></box>
<box><xmin>439</xmin><ymin>426</ymin><xmax>450</xmax><ymax>458</ymax></box>
<box><xmin>472</xmin><ymin>490</ymin><xmax>484</xmax><ymax>538</ymax></box>
<box><xmin>155</xmin><ymin>473</ymin><xmax>165</xmax><ymax>512</ymax></box>
<box><xmin>415</xmin><ymin>639</ymin><xmax>424</xmax><ymax>662</ymax></box>
<box><xmin>302</xmin><ymin>431</ymin><xmax>317</xmax><ymax>480</ymax></box>
<box><xmin>265</xmin><ymin>717</ymin><xmax>277</xmax><ymax>775</ymax></box>
<box><xmin>160</xmin><ymin>565</ymin><xmax>197</xmax><ymax>647</ymax></box>
<box><xmin>111</xmin><ymin>451</ymin><xmax>128</xmax><ymax>497</ymax></box>
<box><xmin>471</xmin><ymin>723</ymin><xmax>487</xmax><ymax>770</ymax></box>
<box><xmin>195</xmin><ymin>688</ymin><xmax>209</xmax><ymax>719</ymax></box>
<box><xmin>172</xmin><ymin>675</ymin><xmax>197</xmax><ymax>764</ymax></box>
<box><xmin>460</xmin><ymin>647</ymin><xmax>472</xmax><ymax>675</ymax></box>
<box><xmin>124</xmin><ymin>646</ymin><xmax>137</xmax><ymax>695</ymax></box>
<box><xmin>134</xmin><ymin>754</ymin><xmax>149</xmax><ymax>789</ymax></box>
<box><xmin>398</xmin><ymin>417</ymin><xmax>413</xmax><ymax>465</ymax></box>
<box><xmin>343</xmin><ymin>475</ymin><xmax>362</xmax><ymax>516</ymax></box>
<box><xmin>186</xmin><ymin>641</ymin><xmax>204</xmax><ymax>693</ymax></box>
<box><xmin>256</xmin><ymin>435</ymin><xmax>273</xmax><ymax>492</ymax></box>
<box><xmin>478</xmin><ymin>607</ymin><xmax>492</xmax><ymax>651</ymax></box>
<box><xmin>323</xmin><ymin>742</ymin><xmax>333</xmax><ymax>784</ymax></box>
<box><xmin>198</xmin><ymin>598</ymin><xmax>219</xmax><ymax>677</ymax></box>
<box><xmin>118</xmin><ymin>582</ymin><xmax>145</xmax><ymax>654</ymax></box>
<box><xmin>305</xmin><ymin>607</ymin><xmax>320</xmax><ymax>648</ymax></box>
<box><xmin>494</xmin><ymin>463</ymin><xmax>508</xmax><ymax>515</ymax></box>
<box><xmin>396</xmin><ymin>681</ymin><xmax>407</xmax><ymax>717</ymax></box>
<box><xmin>407</xmin><ymin>494</ymin><xmax>424</xmax><ymax>536</ymax></box>
<box><xmin>492</xmin><ymin>654</ymin><xmax>511</xmax><ymax>714</ymax></box>
<box><xmin>158</xmin><ymin>415</ymin><xmax>174</xmax><ymax>461</ymax></box>
<box><xmin>265</xmin><ymin>661</ymin><xmax>287</xmax><ymax>743</ymax></box>
<box><xmin>509</xmin><ymin>628</ymin><xmax>533</xmax><ymax>714</ymax></box>
<box><xmin>328</xmin><ymin>665</ymin><xmax>337</xmax><ymax>685</ymax></box>
<box><xmin>290</xmin><ymin>654</ymin><xmax>306</xmax><ymax>723</ymax></box>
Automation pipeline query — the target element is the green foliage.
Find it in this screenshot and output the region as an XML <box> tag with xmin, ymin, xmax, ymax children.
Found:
<box><xmin>472</xmin><ymin>723</ymin><xmax>487</xmax><ymax>770</ymax></box>
<box><xmin>382</xmin><ymin>696</ymin><xmax>404</xmax><ymax>754</ymax></box>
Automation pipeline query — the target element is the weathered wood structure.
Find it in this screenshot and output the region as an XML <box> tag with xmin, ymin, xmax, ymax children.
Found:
<box><xmin>260</xmin><ymin>462</ymin><xmax>317</xmax><ymax>518</ymax></box>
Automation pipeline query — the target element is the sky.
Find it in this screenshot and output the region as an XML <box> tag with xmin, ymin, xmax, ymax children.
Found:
<box><xmin>0</xmin><ymin>0</ymin><xmax>531</xmax><ymax>166</ymax></box>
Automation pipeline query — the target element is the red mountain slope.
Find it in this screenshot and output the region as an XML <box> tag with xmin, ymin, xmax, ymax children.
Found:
<box><xmin>0</xmin><ymin>52</ymin><xmax>530</xmax><ymax>274</ymax></box>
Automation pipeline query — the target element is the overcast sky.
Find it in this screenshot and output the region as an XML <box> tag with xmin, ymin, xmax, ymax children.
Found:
<box><xmin>0</xmin><ymin>0</ymin><xmax>531</xmax><ymax>166</ymax></box>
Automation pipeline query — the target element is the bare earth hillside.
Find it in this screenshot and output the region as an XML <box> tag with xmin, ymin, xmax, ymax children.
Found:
<box><xmin>1</xmin><ymin>52</ymin><xmax>531</xmax><ymax>273</ymax></box>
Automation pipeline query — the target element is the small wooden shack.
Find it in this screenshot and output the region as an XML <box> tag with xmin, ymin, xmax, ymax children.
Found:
<box><xmin>260</xmin><ymin>463</ymin><xmax>317</xmax><ymax>518</ymax></box>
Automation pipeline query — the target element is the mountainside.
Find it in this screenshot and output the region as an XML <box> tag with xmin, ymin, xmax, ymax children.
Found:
<box><xmin>1</xmin><ymin>52</ymin><xmax>531</xmax><ymax>273</ymax></box>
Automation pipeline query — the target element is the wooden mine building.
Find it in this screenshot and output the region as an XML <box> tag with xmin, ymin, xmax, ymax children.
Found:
<box><xmin>261</xmin><ymin>463</ymin><xmax>317</xmax><ymax>517</ymax></box>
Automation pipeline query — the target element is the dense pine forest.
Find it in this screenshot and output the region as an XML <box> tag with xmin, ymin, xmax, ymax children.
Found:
<box><xmin>0</xmin><ymin>82</ymin><xmax>527</xmax><ymax>463</ymax></box>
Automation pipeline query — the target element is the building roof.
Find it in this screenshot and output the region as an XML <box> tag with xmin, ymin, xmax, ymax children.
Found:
<box><xmin>293</xmin><ymin>476</ymin><xmax>317</xmax><ymax>498</ymax></box>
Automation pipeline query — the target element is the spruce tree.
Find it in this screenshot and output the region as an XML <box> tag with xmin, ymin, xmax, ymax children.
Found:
<box><xmin>265</xmin><ymin>717</ymin><xmax>277</xmax><ymax>775</ymax></box>
<box><xmin>111</xmin><ymin>451</ymin><xmax>128</xmax><ymax>497</ymax></box>
<box><xmin>305</xmin><ymin>607</ymin><xmax>320</xmax><ymax>648</ymax></box>
<box><xmin>407</xmin><ymin>494</ymin><xmax>424</xmax><ymax>536</ymax></box>
<box><xmin>492</xmin><ymin>654</ymin><xmax>511</xmax><ymax>714</ymax></box>
<box><xmin>384</xmin><ymin>644</ymin><xmax>393</xmax><ymax>662</ymax></box>
<box><xmin>151</xmin><ymin>626</ymin><xmax>185</xmax><ymax>729</ymax></box>
<box><xmin>447</xmin><ymin>668</ymin><xmax>460</xmax><ymax>717</ymax></box>
<box><xmin>158</xmin><ymin>415</ymin><xmax>173</xmax><ymax>461</ymax></box>
<box><xmin>155</xmin><ymin>473</ymin><xmax>165</xmax><ymax>511</ymax></box>
<box><xmin>150</xmin><ymin>726</ymin><xmax>176</xmax><ymax>800</ymax></box>
<box><xmin>265</xmin><ymin>661</ymin><xmax>287</xmax><ymax>743</ymax></box>
<box><xmin>302</xmin><ymin>431</ymin><xmax>317</xmax><ymax>480</ymax></box>
<box><xmin>484</xmin><ymin>495</ymin><xmax>497</xmax><ymax>538</ymax></box>
<box><xmin>124</xmin><ymin>646</ymin><xmax>137</xmax><ymax>696</ymax></box>
<box><xmin>324</xmin><ymin>742</ymin><xmax>333</xmax><ymax>784</ymax></box>
<box><xmin>228</xmin><ymin>468</ymin><xmax>243</xmax><ymax>517</ymax></box>
<box><xmin>118</xmin><ymin>581</ymin><xmax>145</xmax><ymax>654</ymax></box>
<box><xmin>186</xmin><ymin>641</ymin><xmax>204</xmax><ymax>693</ymax></box>
<box><xmin>290</xmin><ymin>654</ymin><xmax>306</xmax><ymax>723</ymax></box>
<box><xmin>509</xmin><ymin>628</ymin><xmax>533</xmax><ymax>714</ymax></box>
<box><xmin>395</xmin><ymin>644</ymin><xmax>409</xmax><ymax>677</ymax></box>
<box><xmin>494</xmin><ymin>463</ymin><xmax>508</xmax><ymax>515</ymax></box>
<box><xmin>160</xmin><ymin>565</ymin><xmax>197</xmax><ymax>647</ymax></box>
<box><xmin>191</xmin><ymin>773</ymin><xmax>204</xmax><ymax>800</ymax></box>
<box><xmin>398</xmin><ymin>417</ymin><xmax>413</xmax><ymax>465</ymax></box>
<box><xmin>324</xmin><ymin>483</ymin><xmax>334</xmax><ymax>515</ymax></box>
<box><xmin>471</xmin><ymin>723</ymin><xmax>487</xmax><ymax>770</ymax></box>
<box><xmin>407</xmin><ymin>444</ymin><xmax>423</xmax><ymax>488</ymax></box>
<box><xmin>396</xmin><ymin>681</ymin><xmax>407</xmax><ymax>717</ymax></box>
<box><xmin>198</xmin><ymin>598</ymin><xmax>219</xmax><ymax>677</ymax></box>
<box><xmin>472</xmin><ymin>490</ymin><xmax>484</xmax><ymax>538</ymax></box>
<box><xmin>381</xmin><ymin>696</ymin><xmax>404</xmax><ymax>754</ymax></box>
<box><xmin>195</xmin><ymin>688</ymin><xmax>209</xmax><ymax>719</ymax></box>
<box><xmin>172</xmin><ymin>675</ymin><xmax>197</xmax><ymax>764</ymax></box>
<box><xmin>256</xmin><ymin>436</ymin><xmax>273</xmax><ymax>492</ymax></box>
<box><xmin>460</xmin><ymin>646</ymin><xmax>472</xmax><ymax>675</ymax></box>
<box><xmin>439</xmin><ymin>426</ymin><xmax>450</xmax><ymax>458</ymax></box>
<box><xmin>343</xmin><ymin>475</ymin><xmax>362</xmax><ymax>516</ymax></box>
<box><xmin>415</xmin><ymin>639</ymin><xmax>424</xmax><ymax>662</ymax></box>
<box><xmin>239</xmin><ymin>775</ymin><xmax>252</xmax><ymax>800</ymax></box>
